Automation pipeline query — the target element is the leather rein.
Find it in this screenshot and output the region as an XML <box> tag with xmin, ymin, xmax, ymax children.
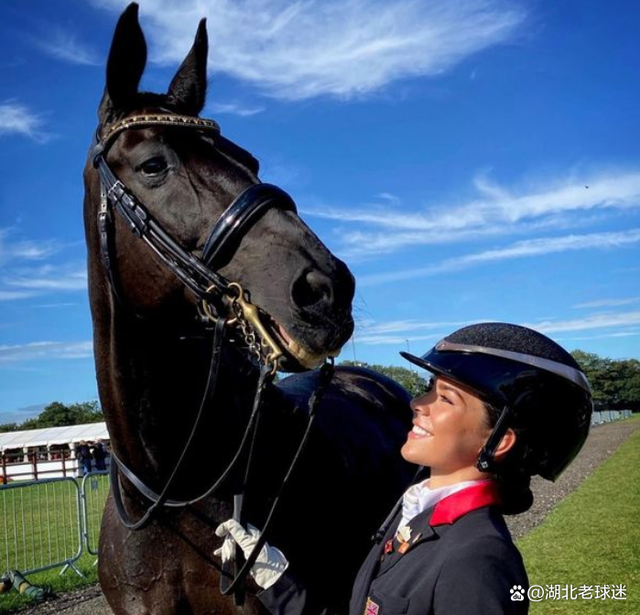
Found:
<box><xmin>91</xmin><ymin>113</ymin><xmax>335</xmax><ymax>601</ymax></box>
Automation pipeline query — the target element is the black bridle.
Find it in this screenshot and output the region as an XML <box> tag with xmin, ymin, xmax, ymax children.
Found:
<box><xmin>92</xmin><ymin>112</ymin><xmax>302</xmax><ymax>367</ymax></box>
<box><xmin>91</xmin><ymin>112</ymin><xmax>335</xmax><ymax>603</ymax></box>
<box><xmin>92</xmin><ymin>114</ymin><xmax>295</xmax><ymax>303</ymax></box>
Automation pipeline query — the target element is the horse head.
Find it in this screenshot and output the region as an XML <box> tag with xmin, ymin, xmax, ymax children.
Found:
<box><xmin>84</xmin><ymin>3</ymin><xmax>355</xmax><ymax>374</ymax></box>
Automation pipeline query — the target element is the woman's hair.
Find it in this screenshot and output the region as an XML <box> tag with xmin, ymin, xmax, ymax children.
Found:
<box><xmin>483</xmin><ymin>402</ymin><xmax>534</xmax><ymax>515</ymax></box>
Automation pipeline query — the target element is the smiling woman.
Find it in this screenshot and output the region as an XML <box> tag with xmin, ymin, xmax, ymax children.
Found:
<box><xmin>401</xmin><ymin>377</ymin><xmax>497</xmax><ymax>486</ymax></box>
<box><xmin>217</xmin><ymin>322</ymin><xmax>593</xmax><ymax>615</ymax></box>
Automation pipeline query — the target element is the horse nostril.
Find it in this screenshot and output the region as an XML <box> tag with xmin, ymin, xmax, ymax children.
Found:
<box><xmin>291</xmin><ymin>270</ymin><xmax>333</xmax><ymax>309</ymax></box>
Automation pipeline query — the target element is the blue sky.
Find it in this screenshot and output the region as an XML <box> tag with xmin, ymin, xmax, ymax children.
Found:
<box><xmin>1</xmin><ymin>0</ymin><xmax>639</xmax><ymax>424</ymax></box>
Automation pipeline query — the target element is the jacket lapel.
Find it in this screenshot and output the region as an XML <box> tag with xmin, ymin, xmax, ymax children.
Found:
<box><xmin>376</xmin><ymin>509</ymin><xmax>438</xmax><ymax>576</ymax></box>
<box><xmin>375</xmin><ymin>481</ymin><xmax>502</xmax><ymax>577</ymax></box>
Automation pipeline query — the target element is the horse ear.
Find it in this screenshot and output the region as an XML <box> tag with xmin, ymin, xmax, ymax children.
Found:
<box><xmin>98</xmin><ymin>2</ymin><xmax>147</xmax><ymax>122</ymax></box>
<box><xmin>166</xmin><ymin>19</ymin><xmax>208</xmax><ymax>116</ymax></box>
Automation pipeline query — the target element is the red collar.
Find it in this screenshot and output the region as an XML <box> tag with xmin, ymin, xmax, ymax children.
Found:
<box><xmin>429</xmin><ymin>481</ymin><xmax>501</xmax><ymax>527</ymax></box>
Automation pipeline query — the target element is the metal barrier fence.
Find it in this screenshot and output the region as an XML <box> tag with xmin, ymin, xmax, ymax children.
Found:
<box><xmin>0</xmin><ymin>478</ymin><xmax>83</xmax><ymax>577</ymax></box>
<box><xmin>591</xmin><ymin>409</ymin><xmax>633</xmax><ymax>425</ymax></box>
<box><xmin>0</xmin><ymin>471</ymin><xmax>110</xmax><ymax>578</ymax></box>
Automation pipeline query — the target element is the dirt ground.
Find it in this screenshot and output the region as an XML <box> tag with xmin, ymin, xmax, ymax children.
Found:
<box><xmin>15</xmin><ymin>418</ymin><xmax>640</xmax><ymax>615</ymax></box>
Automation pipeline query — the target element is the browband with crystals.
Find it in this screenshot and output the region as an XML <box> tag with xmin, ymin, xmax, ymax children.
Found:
<box><xmin>92</xmin><ymin>113</ymin><xmax>221</xmax><ymax>162</ymax></box>
<box><xmin>435</xmin><ymin>339</ymin><xmax>591</xmax><ymax>393</ymax></box>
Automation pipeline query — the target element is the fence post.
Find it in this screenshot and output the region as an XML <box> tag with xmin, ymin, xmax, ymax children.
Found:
<box><xmin>80</xmin><ymin>470</ymin><xmax>110</xmax><ymax>556</ymax></box>
<box><xmin>61</xmin><ymin>478</ymin><xmax>86</xmax><ymax>578</ymax></box>
<box><xmin>30</xmin><ymin>452</ymin><xmax>38</xmax><ymax>481</ymax></box>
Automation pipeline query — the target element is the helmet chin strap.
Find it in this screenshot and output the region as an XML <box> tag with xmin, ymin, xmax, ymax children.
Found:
<box><xmin>476</xmin><ymin>405</ymin><xmax>514</xmax><ymax>473</ymax></box>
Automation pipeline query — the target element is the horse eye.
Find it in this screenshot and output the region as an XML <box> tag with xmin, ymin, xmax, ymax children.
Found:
<box><xmin>137</xmin><ymin>157</ymin><xmax>168</xmax><ymax>176</ymax></box>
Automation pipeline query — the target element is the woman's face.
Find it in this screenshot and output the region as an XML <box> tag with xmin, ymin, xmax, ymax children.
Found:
<box><xmin>401</xmin><ymin>376</ymin><xmax>492</xmax><ymax>486</ymax></box>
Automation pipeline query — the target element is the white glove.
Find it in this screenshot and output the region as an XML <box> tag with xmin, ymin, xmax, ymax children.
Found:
<box><xmin>214</xmin><ymin>519</ymin><xmax>289</xmax><ymax>590</ymax></box>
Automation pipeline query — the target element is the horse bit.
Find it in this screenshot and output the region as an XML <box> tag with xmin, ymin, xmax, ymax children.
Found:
<box><xmin>91</xmin><ymin>113</ymin><xmax>335</xmax><ymax>600</ymax></box>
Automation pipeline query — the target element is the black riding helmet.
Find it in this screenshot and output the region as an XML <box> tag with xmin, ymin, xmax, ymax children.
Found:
<box><xmin>401</xmin><ymin>322</ymin><xmax>592</xmax><ymax>481</ymax></box>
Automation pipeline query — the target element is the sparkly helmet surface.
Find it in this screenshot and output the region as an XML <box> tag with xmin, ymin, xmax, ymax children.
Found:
<box><xmin>401</xmin><ymin>322</ymin><xmax>593</xmax><ymax>481</ymax></box>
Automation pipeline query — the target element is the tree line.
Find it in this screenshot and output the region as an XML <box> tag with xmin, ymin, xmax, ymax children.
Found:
<box><xmin>571</xmin><ymin>351</ymin><xmax>640</xmax><ymax>411</ymax></box>
<box><xmin>0</xmin><ymin>350</ymin><xmax>638</xmax><ymax>432</ymax></box>
<box><xmin>0</xmin><ymin>401</ymin><xmax>104</xmax><ymax>433</ymax></box>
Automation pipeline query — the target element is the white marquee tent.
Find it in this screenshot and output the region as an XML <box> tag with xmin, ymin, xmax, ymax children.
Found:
<box><xmin>0</xmin><ymin>422</ymin><xmax>110</xmax><ymax>452</ymax></box>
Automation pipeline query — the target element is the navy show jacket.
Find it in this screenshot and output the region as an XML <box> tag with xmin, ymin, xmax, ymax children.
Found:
<box><xmin>259</xmin><ymin>481</ymin><xmax>529</xmax><ymax>615</ymax></box>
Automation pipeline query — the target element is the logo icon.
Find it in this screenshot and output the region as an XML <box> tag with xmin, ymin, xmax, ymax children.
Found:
<box><xmin>510</xmin><ymin>585</ymin><xmax>525</xmax><ymax>602</ymax></box>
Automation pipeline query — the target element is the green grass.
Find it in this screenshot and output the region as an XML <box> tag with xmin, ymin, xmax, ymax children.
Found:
<box><xmin>517</xmin><ymin>424</ymin><xmax>640</xmax><ymax>614</ymax></box>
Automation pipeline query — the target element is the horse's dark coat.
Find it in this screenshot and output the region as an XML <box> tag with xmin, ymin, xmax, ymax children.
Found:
<box><xmin>84</xmin><ymin>4</ymin><xmax>414</xmax><ymax>615</ymax></box>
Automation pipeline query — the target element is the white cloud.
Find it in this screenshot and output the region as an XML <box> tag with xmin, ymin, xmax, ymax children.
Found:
<box><xmin>0</xmin><ymin>233</ymin><xmax>86</xmax><ymax>299</ymax></box>
<box><xmin>5</xmin><ymin>265</ymin><xmax>87</xmax><ymax>292</ymax></box>
<box><xmin>0</xmin><ymin>102</ymin><xmax>48</xmax><ymax>142</ymax></box>
<box><xmin>0</xmin><ymin>341</ymin><xmax>93</xmax><ymax>364</ymax></box>
<box><xmin>573</xmin><ymin>297</ymin><xmax>640</xmax><ymax>309</ymax></box>
<box><xmin>609</xmin><ymin>329</ymin><xmax>640</xmax><ymax>338</ymax></box>
<box><xmin>359</xmin><ymin>229</ymin><xmax>640</xmax><ymax>286</ymax></box>
<box><xmin>0</xmin><ymin>290</ymin><xmax>37</xmax><ymax>301</ymax></box>
<box><xmin>471</xmin><ymin>171</ymin><xmax>640</xmax><ymax>220</ymax></box>
<box><xmin>359</xmin><ymin>318</ymin><xmax>473</xmax><ymax>335</ymax></box>
<box><xmin>0</xmin><ymin>229</ymin><xmax>61</xmax><ymax>265</ymax></box>
<box><xmin>376</xmin><ymin>193</ymin><xmax>402</xmax><ymax>207</ymax></box>
<box><xmin>31</xmin><ymin>26</ymin><xmax>101</xmax><ymax>66</ymax></box>
<box><xmin>307</xmin><ymin>170</ymin><xmax>640</xmax><ymax>257</ymax></box>
<box><xmin>0</xmin><ymin>231</ymin><xmax>86</xmax><ymax>300</ymax></box>
<box><xmin>96</xmin><ymin>0</ymin><xmax>525</xmax><ymax>100</ymax></box>
<box><xmin>566</xmin><ymin>328</ymin><xmax>640</xmax><ymax>341</ymax></box>
<box><xmin>526</xmin><ymin>311</ymin><xmax>640</xmax><ymax>335</ymax></box>
<box><xmin>0</xmin><ymin>403</ymin><xmax>47</xmax><ymax>425</ymax></box>
<box><xmin>206</xmin><ymin>102</ymin><xmax>265</xmax><ymax>117</ymax></box>
<box><xmin>354</xmin><ymin>318</ymin><xmax>476</xmax><ymax>345</ymax></box>
<box><xmin>354</xmin><ymin>311</ymin><xmax>640</xmax><ymax>346</ymax></box>
<box><xmin>449</xmin><ymin>229</ymin><xmax>640</xmax><ymax>264</ymax></box>
<box><xmin>356</xmin><ymin>332</ymin><xmax>444</xmax><ymax>346</ymax></box>
<box><xmin>31</xmin><ymin>303</ymin><xmax>79</xmax><ymax>309</ymax></box>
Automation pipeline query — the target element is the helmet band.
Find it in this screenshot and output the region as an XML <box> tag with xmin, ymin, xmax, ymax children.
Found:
<box><xmin>436</xmin><ymin>340</ymin><xmax>591</xmax><ymax>394</ymax></box>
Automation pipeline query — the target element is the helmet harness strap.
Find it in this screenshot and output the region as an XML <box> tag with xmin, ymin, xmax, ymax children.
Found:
<box><xmin>476</xmin><ymin>404</ymin><xmax>514</xmax><ymax>473</ymax></box>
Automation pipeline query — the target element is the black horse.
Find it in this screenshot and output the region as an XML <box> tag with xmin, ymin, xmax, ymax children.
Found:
<box><xmin>84</xmin><ymin>4</ymin><xmax>414</xmax><ymax>614</ymax></box>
